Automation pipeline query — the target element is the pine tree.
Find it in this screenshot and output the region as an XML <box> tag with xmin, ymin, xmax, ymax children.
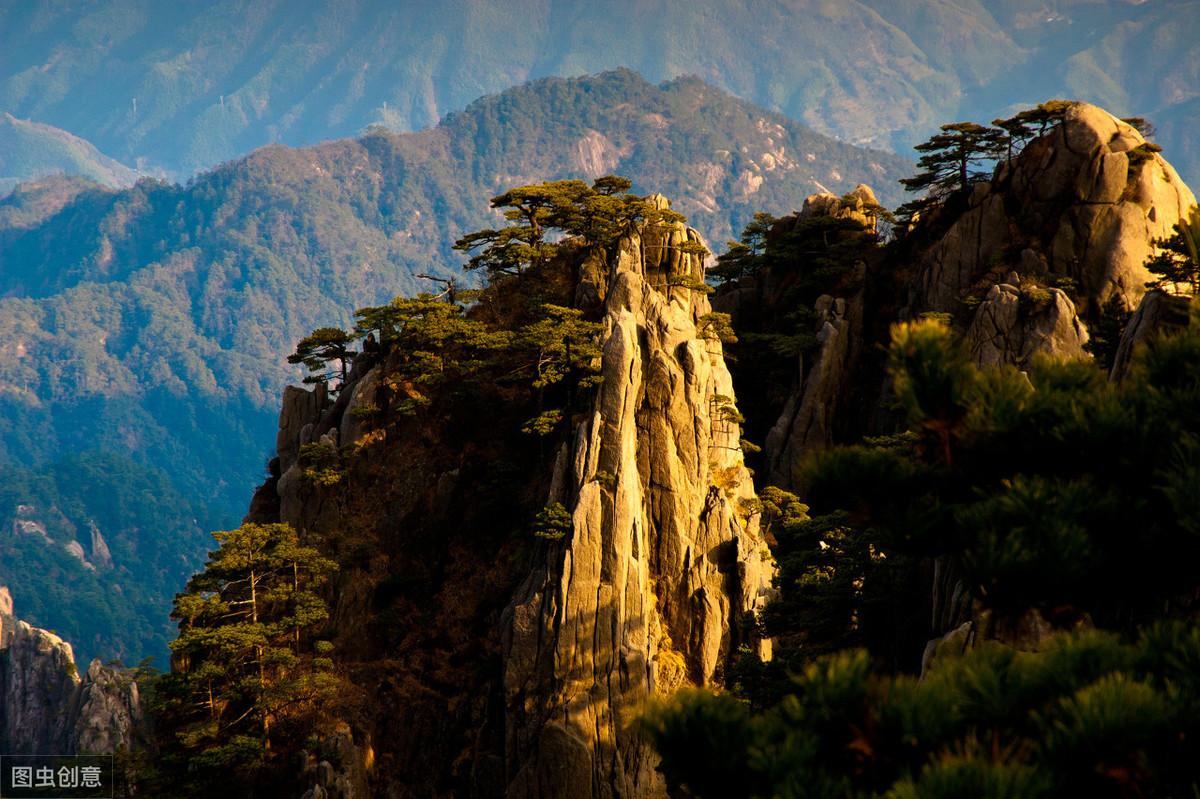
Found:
<box><xmin>1146</xmin><ymin>205</ymin><xmax>1200</xmax><ymax>294</ymax></box>
<box><xmin>287</xmin><ymin>327</ymin><xmax>356</xmax><ymax>388</ymax></box>
<box><xmin>513</xmin><ymin>304</ymin><xmax>603</xmax><ymax>435</ymax></box>
<box><xmin>711</xmin><ymin>212</ymin><xmax>777</xmax><ymax>284</ymax></box>
<box><xmin>899</xmin><ymin>122</ymin><xmax>1009</xmax><ymax>200</ymax></box>
<box><xmin>453</xmin><ymin>175</ymin><xmax>687</xmax><ymax>277</ymax></box>
<box><xmin>353</xmin><ymin>294</ymin><xmax>511</xmax><ymax>415</ymax></box>
<box><xmin>156</xmin><ymin>523</ymin><xmax>339</xmax><ymax>789</ymax></box>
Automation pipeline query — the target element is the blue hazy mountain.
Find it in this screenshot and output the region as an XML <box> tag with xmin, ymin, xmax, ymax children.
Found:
<box><xmin>1</xmin><ymin>0</ymin><xmax>1195</xmax><ymax>187</ymax></box>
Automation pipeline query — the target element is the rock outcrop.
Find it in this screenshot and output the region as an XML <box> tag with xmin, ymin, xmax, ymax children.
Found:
<box><xmin>0</xmin><ymin>611</ymin><xmax>79</xmax><ymax>754</ymax></box>
<box><xmin>964</xmin><ymin>281</ymin><xmax>1089</xmax><ymax>368</ymax></box>
<box><xmin>755</xmin><ymin>186</ymin><xmax>877</xmax><ymax>488</ymax></box>
<box><xmin>911</xmin><ymin>103</ymin><xmax>1197</xmax><ymax>318</ymax></box>
<box><xmin>256</xmin><ymin>197</ymin><xmax>772</xmax><ymax>798</ymax></box>
<box><xmin>763</xmin><ymin>290</ymin><xmax>862</xmax><ymax>488</ymax></box>
<box><xmin>1109</xmin><ymin>289</ymin><xmax>1192</xmax><ymax>381</ymax></box>
<box><xmin>0</xmin><ymin>603</ymin><xmax>140</xmax><ymax>755</ymax></box>
<box><xmin>502</xmin><ymin>202</ymin><xmax>773</xmax><ymax>797</ymax></box>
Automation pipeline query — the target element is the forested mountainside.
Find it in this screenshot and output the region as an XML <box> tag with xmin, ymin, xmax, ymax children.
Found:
<box><xmin>0</xmin><ymin>70</ymin><xmax>906</xmax><ymax>667</ymax></box>
<box><xmin>2</xmin><ymin>0</ymin><xmax>1197</xmax><ymax>188</ymax></box>
<box><xmin>0</xmin><ymin>114</ymin><xmax>136</xmax><ymax>196</ymax></box>
<box><xmin>121</xmin><ymin>101</ymin><xmax>1200</xmax><ymax>797</ymax></box>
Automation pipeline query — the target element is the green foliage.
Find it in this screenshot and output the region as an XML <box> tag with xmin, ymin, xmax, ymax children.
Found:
<box><xmin>514</xmin><ymin>304</ymin><xmax>603</xmax><ymax>392</ymax></box>
<box><xmin>899</xmin><ymin>102</ymin><xmax>1075</xmax><ymax>226</ymax></box>
<box><xmin>298</xmin><ymin>441</ymin><xmax>343</xmax><ymax>487</ymax></box>
<box><xmin>363</xmin><ymin>295</ymin><xmax>510</xmax><ymax>413</ymax></box>
<box><xmin>1146</xmin><ymin>205</ymin><xmax>1200</xmax><ymax>294</ymax></box>
<box><xmin>698</xmin><ymin>312</ymin><xmax>737</xmax><ymax>344</ymax></box>
<box><xmin>666</xmin><ymin>272</ymin><xmax>714</xmax><ymax>296</ymax></box>
<box><xmin>1121</xmin><ymin>116</ymin><xmax>1158</xmax><ymax>139</ymax></box>
<box><xmin>1083</xmin><ymin>295</ymin><xmax>1133</xmax><ymax>372</ymax></box>
<box><xmin>711</xmin><ymin>212</ymin><xmax>776</xmax><ymax>284</ymax></box>
<box><xmin>0</xmin><ymin>452</ymin><xmax>211</xmax><ymax>667</ymax></box>
<box><xmin>899</xmin><ymin>122</ymin><xmax>1008</xmax><ymax>199</ymax></box>
<box><xmin>756</xmin><ymin>485</ymin><xmax>809</xmax><ymax>541</ymax></box>
<box><xmin>453</xmin><ymin>176</ymin><xmax>685</xmax><ymax>277</ymax></box>
<box><xmin>153</xmin><ymin>523</ymin><xmax>341</xmax><ymax>793</ymax></box>
<box><xmin>287</xmin><ymin>327</ymin><xmax>356</xmax><ymax>388</ymax></box>
<box><xmin>887</xmin><ymin>318</ymin><xmax>976</xmax><ymax>461</ymax></box>
<box><xmin>647</xmin><ymin>625</ymin><xmax>1200</xmax><ymax>798</ymax></box>
<box><xmin>993</xmin><ymin>100</ymin><xmax>1075</xmax><ymax>146</ymax></box>
<box><xmin>533</xmin><ymin>503</ymin><xmax>572</xmax><ymax>540</ymax></box>
<box><xmin>522</xmin><ymin>409</ymin><xmax>563</xmax><ymax>437</ymax></box>
<box><xmin>1127</xmin><ymin>141</ymin><xmax>1164</xmax><ymax>176</ymax></box>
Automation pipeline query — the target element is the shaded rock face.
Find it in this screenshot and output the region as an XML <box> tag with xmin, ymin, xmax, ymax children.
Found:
<box><xmin>912</xmin><ymin>103</ymin><xmax>1197</xmax><ymax>318</ymax></box>
<box><xmin>756</xmin><ymin>187</ymin><xmax>878</xmax><ymax>488</ymax></box>
<box><xmin>503</xmin><ymin>210</ymin><xmax>772</xmax><ymax>798</ymax></box>
<box><xmin>965</xmin><ymin>282</ymin><xmax>1089</xmax><ymax>369</ymax></box>
<box><xmin>764</xmin><ymin>290</ymin><xmax>862</xmax><ymax>488</ymax></box>
<box><xmin>0</xmin><ymin>612</ymin><xmax>78</xmax><ymax>755</ymax></box>
<box><xmin>0</xmin><ymin>608</ymin><xmax>139</xmax><ymax>755</ymax></box>
<box><xmin>1110</xmin><ymin>289</ymin><xmax>1192</xmax><ymax>381</ymax></box>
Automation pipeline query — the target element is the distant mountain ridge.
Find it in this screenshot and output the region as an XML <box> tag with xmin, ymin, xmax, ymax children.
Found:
<box><xmin>0</xmin><ymin>114</ymin><xmax>135</xmax><ymax>196</ymax></box>
<box><xmin>0</xmin><ymin>69</ymin><xmax>908</xmax><ymax>665</ymax></box>
<box><xmin>1</xmin><ymin>0</ymin><xmax>1196</xmax><ymax>187</ymax></box>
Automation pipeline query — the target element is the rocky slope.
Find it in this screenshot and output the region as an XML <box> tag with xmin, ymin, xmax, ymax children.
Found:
<box><xmin>748</xmin><ymin>103</ymin><xmax>1198</xmax><ymax>667</ymax></box>
<box><xmin>0</xmin><ymin>589</ymin><xmax>140</xmax><ymax>756</ymax></box>
<box><xmin>249</xmin><ymin>199</ymin><xmax>770</xmax><ymax>796</ymax></box>
<box><xmin>714</xmin><ymin>100</ymin><xmax>1196</xmax><ymax>518</ymax></box>
<box><xmin>911</xmin><ymin>103</ymin><xmax>1196</xmax><ymax>320</ymax></box>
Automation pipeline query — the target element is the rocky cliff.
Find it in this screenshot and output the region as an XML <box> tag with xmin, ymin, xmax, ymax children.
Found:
<box><xmin>757</xmin><ymin>188</ymin><xmax>877</xmax><ymax>488</ymax></box>
<box><xmin>250</xmin><ymin>199</ymin><xmax>771</xmax><ymax>797</ymax></box>
<box><xmin>0</xmin><ymin>593</ymin><xmax>140</xmax><ymax>756</ymax></box>
<box><xmin>911</xmin><ymin>102</ymin><xmax>1196</xmax><ymax>320</ymax></box>
<box><xmin>750</xmin><ymin>103</ymin><xmax>1197</xmax><ymax>495</ymax></box>
<box><xmin>502</xmin><ymin>202</ymin><xmax>772</xmax><ymax>797</ymax></box>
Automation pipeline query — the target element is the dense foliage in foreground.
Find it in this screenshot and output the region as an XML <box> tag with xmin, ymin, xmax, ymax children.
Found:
<box><xmin>646</xmin><ymin>313</ymin><xmax>1200</xmax><ymax>797</ymax></box>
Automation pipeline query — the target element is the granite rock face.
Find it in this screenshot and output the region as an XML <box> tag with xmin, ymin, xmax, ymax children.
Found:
<box><xmin>0</xmin><ymin>612</ymin><xmax>79</xmax><ymax>755</ymax></box>
<box><xmin>758</xmin><ymin>188</ymin><xmax>877</xmax><ymax>488</ymax></box>
<box><xmin>0</xmin><ymin>606</ymin><xmax>139</xmax><ymax>756</ymax></box>
<box><xmin>262</xmin><ymin>198</ymin><xmax>772</xmax><ymax>798</ymax></box>
<box><xmin>1109</xmin><ymin>289</ymin><xmax>1193</xmax><ymax>381</ymax></box>
<box><xmin>71</xmin><ymin>659</ymin><xmax>140</xmax><ymax>755</ymax></box>
<box><xmin>764</xmin><ymin>290</ymin><xmax>861</xmax><ymax>488</ymax></box>
<box><xmin>965</xmin><ymin>282</ymin><xmax>1089</xmax><ymax>368</ymax></box>
<box><xmin>912</xmin><ymin>103</ymin><xmax>1197</xmax><ymax>318</ymax></box>
<box><xmin>502</xmin><ymin>204</ymin><xmax>773</xmax><ymax>798</ymax></box>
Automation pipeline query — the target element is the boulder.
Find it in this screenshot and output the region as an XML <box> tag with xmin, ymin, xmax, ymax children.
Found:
<box><xmin>965</xmin><ymin>282</ymin><xmax>1089</xmax><ymax>368</ymax></box>
<box><xmin>1109</xmin><ymin>289</ymin><xmax>1192</xmax><ymax>381</ymax></box>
